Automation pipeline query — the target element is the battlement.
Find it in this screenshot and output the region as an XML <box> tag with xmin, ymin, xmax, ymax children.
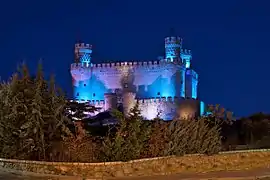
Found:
<box><xmin>136</xmin><ymin>96</ymin><xmax>186</xmax><ymax>105</ymax></box>
<box><xmin>75</xmin><ymin>43</ymin><xmax>92</xmax><ymax>49</ymax></box>
<box><xmin>181</xmin><ymin>49</ymin><xmax>192</xmax><ymax>55</ymax></box>
<box><xmin>92</xmin><ymin>60</ymin><xmax>162</xmax><ymax>68</ymax></box>
<box><xmin>71</xmin><ymin>59</ymin><xmax>184</xmax><ymax>71</ymax></box>
<box><xmin>165</xmin><ymin>36</ymin><xmax>182</xmax><ymax>44</ymax></box>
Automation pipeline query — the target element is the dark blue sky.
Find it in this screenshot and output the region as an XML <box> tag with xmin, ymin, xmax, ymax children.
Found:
<box><xmin>0</xmin><ymin>0</ymin><xmax>269</xmax><ymax>117</ymax></box>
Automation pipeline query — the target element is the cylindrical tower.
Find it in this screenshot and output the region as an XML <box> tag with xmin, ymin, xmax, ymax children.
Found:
<box><xmin>104</xmin><ymin>93</ymin><xmax>118</xmax><ymax>111</ymax></box>
<box><xmin>122</xmin><ymin>92</ymin><xmax>136</xmax><ymax>116</ymax></box>
<box><xmin>165</xmin><ymin>36</ymin><xmax>182</xmax><ymax>62</ymax></box>
<box><xmin>185</xmin><ymin>69</ymin><xmax>198</xmax><ymax>99</ymax></box>
<box><xmin>75</xmin><ymin>43</ymin><xmax>92</xmax><ymax>65</ymax></box>
<box><xmin>70</xmin><ymin>43</ymin><xmax>93</xmax><ymax>101</ymax></box>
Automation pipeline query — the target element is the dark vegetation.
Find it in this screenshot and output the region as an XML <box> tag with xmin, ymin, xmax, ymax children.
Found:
<box><xmin>0</xmin><ymin>64</ymin><xmax>269</xmax><ymax>162</ymax></box>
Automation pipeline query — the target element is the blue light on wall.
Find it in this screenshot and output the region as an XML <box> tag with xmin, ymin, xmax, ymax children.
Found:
<box><xmin>73</xmin><ymin>80</ymin><xmax>91</xmax><ymax>101</ymax></box>
<box><xmin>185</xmin><ymin>60</ymin><xmax>190</xmax><ymax>68</ymax></box>
<box><xmin>192</xmin><ymin>80</ymin><xmax>198</xmax><ymax>99</ymax></box>
<box><xmin>88</xmin><ymin>75</ymin><xmax>107</xmax><ymax>100</ymax></box>
<box><xmin>200</xmin><ymin>101</ymin><xmax>205</xmax><ymax>116</ymax></box>
<box><xmin>80</xmin><ymin>53</ymin><xmax>91</xmax><ymax>66</ymax></box>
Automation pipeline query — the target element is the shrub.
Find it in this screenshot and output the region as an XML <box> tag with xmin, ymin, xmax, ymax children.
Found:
<box><xmin>162</xmin><ymin>117</ymin><xmax>221</xmax><ymax>156</ymax></box>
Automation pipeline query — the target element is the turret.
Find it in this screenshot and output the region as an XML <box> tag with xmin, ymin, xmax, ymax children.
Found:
<box><xmin>165</xmin><ymin>36</ymin><xmax>182</xmax><ymax>62</ymax></box>
<box><xmin>70</xmin><ymin>43</ymin><xmax>93</xmax><ymax>101</ymax></box>
<box><xmin>185</xmin><ymin>69</ymin><xmax>198</xmax><ymax>99</ymax></box>
<box><xmin>181</xmin><ymin>49</ymin><xmax>192</xmax><ymax>68</ymax></box>
<box><xmin>75</xmin><ymin>43</ymin><xmax>92</xmax><ymax>66</ymax></box>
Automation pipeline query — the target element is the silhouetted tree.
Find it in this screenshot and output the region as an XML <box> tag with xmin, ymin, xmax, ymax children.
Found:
<box><xmin>99</xmin><ymin>103</ymin><xmax>151</xmax><ymax>162</ymax></box>
<box><xmin>0</xmin><ymin>63</ymin><xmax>72</xmax><ymax>160</ymax></box>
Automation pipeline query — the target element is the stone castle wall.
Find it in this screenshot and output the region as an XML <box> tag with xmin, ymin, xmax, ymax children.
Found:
<box><xmin>0</xmin><ymin>149</ymin><xmax>269</xmax><ymax>179</ymax></box>
<box><xmin>71</xmin><ymin>60</ymin><xmax>186</xmax><ymax>101</ymax></box>
<box><xmin>138</xmin><ymin>97</ymin><xmax>202</xmax><ymax>120</ymax></box>
<box><xmin>79</xmin><ymin>96</ymin><xmax>202</xmax><ymax>120</ymax></box>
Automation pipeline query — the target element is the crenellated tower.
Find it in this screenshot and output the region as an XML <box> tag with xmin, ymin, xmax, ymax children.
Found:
<box><xmin>164</xmin><ymin>36</ymin><xmax>182</xmax><ymax>62</ymax></box>
<box><xmin>75</xmin><ymin>43</ymin><xmax>92</xmax><ymax>65</ymax></box>
<box><xmin>163</xmin><ymin>36</ymin><xmax>186</xmax><ymax>98</ymax></box>
<box><xmin>71</xmin><ymin>43</ymin><xmax>93</xmax><ymax>101</ymax></box>
<box><xmin>181</xmin><ymin>49</ymin><xmax>192</xmax><ymax>68</ymax></box>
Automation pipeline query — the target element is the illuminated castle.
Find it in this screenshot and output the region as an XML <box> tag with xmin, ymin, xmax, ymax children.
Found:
<box><xmin>70</xmin><ymin>36</ymin><xmax>205</xmax><ymax>120</ymax></box>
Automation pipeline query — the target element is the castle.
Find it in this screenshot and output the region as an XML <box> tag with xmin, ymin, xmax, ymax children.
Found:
<box><xmin>70</xmin><ymin>35</ymin><xmax>206</xmax><ymax>120</ymax></box>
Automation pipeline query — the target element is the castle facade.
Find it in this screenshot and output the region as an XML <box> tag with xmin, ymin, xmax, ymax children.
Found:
<box><xmin>70</xmin><ymin>36</ymin><xmax>205</xmax><ymax>120</ymax></box>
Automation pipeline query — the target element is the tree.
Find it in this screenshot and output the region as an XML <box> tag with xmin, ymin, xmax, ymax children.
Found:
<box><xmin>99</xmin><ymin>103</ymin><xmax>151</xmax><ymax>162</ymax></box>
<box><xmin>0</xmin><ymin>63</ymin><xmax>72</xmax><ymax>160</ymax></box>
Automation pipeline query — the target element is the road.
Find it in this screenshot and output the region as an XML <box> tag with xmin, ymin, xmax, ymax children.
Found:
<box><xmin>0</xmin><ymin>168</ymin><xmax>79</xmax><ymax>180</ymax></box>
<box><xmin>112</xmin><ymin>168</ymin><xmax>270</xmax><ymax>180</ymax></box>
<box><xmin>0</xmin><ymin>167</ymin><xmax>270</xmax><ymax>180</ymax></box>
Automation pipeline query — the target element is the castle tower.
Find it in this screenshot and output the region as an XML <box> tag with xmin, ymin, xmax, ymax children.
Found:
<box><xmin>70</xmin><ymin>43</ymin><xmax>93</xmax><ymax>101</ymax></box>
<box><xmin>104</xmin><ymin>93</ymin><xmax>118</xmax><ymax>111</ymax></box>
<box><xmin>75</xmin><ymin>43</ymin><xmax>92</xmax><ymax>66</ymax></box>
<box><xmin>165</xmin><ymin>36</ymin><xmax>182</xmax><ymax>62</ymax></box>
<box><xmin>122</xmin><ymin>92</ymin><xmax>136</xmax><ymax>116</ymax></box>
<box><xmin>181</xmin><ymin>49</ymin><xmax>192</xmax><ymax>68</ymax></box>
<box><xmin>185</xmin><ymin>69</ymin><xmax>198</xmax><ymax>99</ymax></box>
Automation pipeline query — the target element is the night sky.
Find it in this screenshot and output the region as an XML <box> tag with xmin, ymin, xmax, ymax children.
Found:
<box><xmin>0</xmin><ymin>0</ymin><xmax>269</xmax><ymax>117</ymax></box>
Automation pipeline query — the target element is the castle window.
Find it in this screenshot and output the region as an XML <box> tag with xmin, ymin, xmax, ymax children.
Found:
<box><xmin>76</xmin><ymin>93</ymin><xmax>79</xmax><ymax>96</ymax></box>
<box><xmin>84</xmin><ymin>84</ymin><xmax>86</xmax><ymax>86</ymax></box>
<box><xmin>157</xmin><ymin>92</ymin><xmax>160</xmax><ymax>95</ymax></box>
<box><xmin>93</xmin><ymin>93</ymin><xmax>96</xmax><ymax>97</ymax></box>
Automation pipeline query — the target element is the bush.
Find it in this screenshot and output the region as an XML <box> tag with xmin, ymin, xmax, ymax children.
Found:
<box><xmin>145</xmin><ymin>117</ymin><xmax>221</xmax><ymax>157</ymax></box>
<box><xmin>98</xmin><ymin>106</ymin><xmax>221</xmax><ymax>162</ymax></box>
<box><xmin>167</xmin><ymin>117</ymin><xmax>221</xmax><ymax>156</ymax></box>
